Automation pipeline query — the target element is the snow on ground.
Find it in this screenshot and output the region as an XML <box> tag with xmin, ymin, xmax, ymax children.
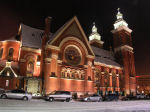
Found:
<box><xmin>0</xmin><ymin>99</ymin><xmax>150</xmax><ymax>112</ymax></box>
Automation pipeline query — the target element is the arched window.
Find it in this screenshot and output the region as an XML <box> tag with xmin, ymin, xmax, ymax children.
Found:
<box><xmin>0</xmin><ymin>48</ymin><xmax>3</xmax><ymax>59</ymax></box>
<box><xmin>8</xmin><ymin>48</ymin><xmax>14</xmax><ymax>61</ymax></box>
<box><xmin>27</xmin><ymin>59</ymin><xmax>34</xmax><ymax>77</ymax></box>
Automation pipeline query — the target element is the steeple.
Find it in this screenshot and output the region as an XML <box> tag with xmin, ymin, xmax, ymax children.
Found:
<box><xmin>89</xmin><ymin>22</ymin><xmax>104</xmax><ymax>48</ymax></box>
<box><xmin>89</xmin><ymin>22</ymin><xmax>101</xmax><ymax>41</ymax></box>
<box><xmin>116</xmin><ymin>8</ymin><xmax>123</xmax><ymax>19</ymax></box>
<box><xmin>114</xmin><ymin>8</ymin><xmax>128</xmax><ymax>29</ymax></box>
<box><xmin>92</xmin><ymin>22</ymin><xmax>97</xmax><ymax>33</ymax></box>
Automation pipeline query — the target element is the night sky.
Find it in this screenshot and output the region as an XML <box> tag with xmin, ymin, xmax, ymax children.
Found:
<box><xmin>0</xmin><ymin>0</ymin><xmax>150</xmax><ymax>75</ymax></box>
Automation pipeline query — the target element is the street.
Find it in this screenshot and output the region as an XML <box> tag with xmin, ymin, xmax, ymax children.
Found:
<box><xmin>0</xmin><ymin>99</ymin><xmax>150</xmax><ymax>112</ymax></box>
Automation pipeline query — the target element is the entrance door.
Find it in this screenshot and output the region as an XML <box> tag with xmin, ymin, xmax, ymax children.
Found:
<box><xmin>26</xmin><ymin>79</ymin><xmax>40</xmax><ymax>96</ymax></box>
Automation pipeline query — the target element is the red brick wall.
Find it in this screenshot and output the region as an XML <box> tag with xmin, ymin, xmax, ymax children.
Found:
<box><xmin>0</xmin><ymin>76</ymin><xmax>20</xmax><ymax>90</ymax></box>
<box><xmin>0</xmin><ymin>41</ymin><xmax>21</xmax><ymax>61</ymax></box>
<box><xmin>19</xmin><ymin>49</ymin><xmax>41</xmax><ymax>77</ymax></box>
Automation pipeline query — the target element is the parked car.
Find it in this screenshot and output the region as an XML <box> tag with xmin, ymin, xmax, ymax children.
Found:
<box><xmin>136</xmin><ymin>94</ymin><xmax>146</xmax><ymax>99</ymax></box>
<box><xmin>83</xmin><ymin>94</ymin><xmax>103</xmax><ymax>102</ymax></box>
<box><xmin>1</xmin><ymin>89</ymin><xmax>32</xmax><ymax>101</ymax></box>
<box><xmin>122</xmin><ymin>95</ymin><xmax>136</xmax><ymax>100</ymax></box>
<box><xmin>103</xmin><ymin>94</ymin><xmax>119</xmax><ymax>101</ymax></box>
<box><xmin>146</xmin><ymin>94</ymin><xmax>150</xmax><ymax>99</ymax></box>
<box><xmin>45</xmin><ymin>91</ymin><xmax>72</xmax><ymax>102</ymax></box>
<box><xmin>0</xmin><ymin>88</ymin><xmax>5</xmax><ymax>98</ymax></box>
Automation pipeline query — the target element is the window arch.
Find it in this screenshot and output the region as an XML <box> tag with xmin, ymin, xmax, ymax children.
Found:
<box><xmin>27</xmin><ymin>59</ymin><xmax>34</xmax><ymax>77</ymax></box>
<box><xmin>8</xmin><ymin>48</ymin><xmax>14</xmax><ymax>61</ymax></box>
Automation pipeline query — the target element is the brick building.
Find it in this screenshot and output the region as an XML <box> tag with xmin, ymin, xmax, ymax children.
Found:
<box><xmin>136</xmin><ymin>75</ymin><xmax>150</xmax><ymax>95</ymax></box>
<box><xmin>0</xmin><ymin>9</ymin><xmax>136</xmax><ymax>96</ymax></box>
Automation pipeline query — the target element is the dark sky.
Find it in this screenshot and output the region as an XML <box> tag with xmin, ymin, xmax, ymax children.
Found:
<box><xmin>0</xmin><ymin>0</ymin><xmax>150</xmax><ymax>75</ymax></box>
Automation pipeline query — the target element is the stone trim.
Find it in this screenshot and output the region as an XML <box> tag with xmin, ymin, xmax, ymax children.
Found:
<box><xmin>114</xmin><ymin>45</ymin><xmax>133</xmax><ymax>53</ymax></box>
<box><xmin>111</xmin><ymin>26</ymin><xmax>132</xmax><ymax>33</ymax></box>
<box><xmin>60</xmin><ymin>78</ymin><xmax>85</xmax><ymax>81</ymax></box>
<box><xmin>44</xmin><ymin>58</ymin><xmax>52</xmax><ymax>62</ymax></box>
<box><xmin>45</xmin><ymin>44</ymin><xmax>60</xmax><ymax>51</ymax></box>
<box><xmin>21</xmin><ymin>47</ymin><xmax>41</xmax><ymax>54</ymax></box>
<box><xmin>20</xmin><ymin>59</ymin><xmax>26</xmax><ymax>62</ymax></box>
<box><xmin>59</xmin><ymin>37</ymin><xmax>88</xmax><ymax>56</ymax></box>
<box><xmin>86</xmin><ymin>55</ymin><xmax>95</xmax><ymax>59</ymax></box>
<box><xmin>0</xmin><ymin>40</ymin><xmax>21</xmax><ymax>44</ymax></box>
<box><xmin>94</xmin><ymin>62</ymin><xmax>122</xmax><ymax>70</ymax></box>
<box><xmin>51</xmin><ymin>53</ymin><xmax>58</xmax><ymax>59</ymax></box>
<box><xmin>57</xmin><ymin>60</ymin><xmax>62</xmax><ymax>64</ymax></box>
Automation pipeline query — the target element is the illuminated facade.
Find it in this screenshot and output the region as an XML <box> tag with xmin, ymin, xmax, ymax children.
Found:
<box><xmin>0</xmin><ymin>9</ymin><xmax>136</xmax><ymax>96</ymax></box>
<box><xmin>136</xmin><ymin>75</ymin><xmax>150</xmax><ymax>94</ymax></box>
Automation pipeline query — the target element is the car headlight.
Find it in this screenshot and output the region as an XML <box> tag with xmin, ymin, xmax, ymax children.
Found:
<box><xmin>84</xmin><ymin>98</ymin><xmax>88</xmax><ymax>101</ymax></box>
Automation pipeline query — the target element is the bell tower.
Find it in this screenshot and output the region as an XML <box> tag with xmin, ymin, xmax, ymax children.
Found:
<box><xmin>89</xmin><ymin>22</ymin><xmax>104</xmax><ymax>48</ymax></box>
<box><xmin>111</xmin><ymin>8</ymin><xmax>136</xmax><ymax>95</ymax></box>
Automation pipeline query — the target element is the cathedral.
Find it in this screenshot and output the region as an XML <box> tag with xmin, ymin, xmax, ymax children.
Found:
<box><xmin>0</xmin><ymin>9</ymin><xmax>136</xmax><ymax>97</ymax></box>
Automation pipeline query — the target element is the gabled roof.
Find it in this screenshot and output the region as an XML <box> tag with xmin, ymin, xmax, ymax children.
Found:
<box><xmin>0</xmin><ymin>62</ymin><xmax>18</xmax><ymax>77</ymax></box>
<box><xmin>48</xmin><ymin>16</ymin><xmax>95</xmax><ymax>56</ymax></box>
<box><xmin>19</xmin><ymin>24</ymin><xmax>44</xmax><ymax>49</ymax></box>
<box><xmin>91</xmin><ymin>46</ymin><xmax>121</xmax><ymax>67</ymax></box>
<box><xmin>91</xmin><ymin>46</ymin><xmax>115</xmax><ymax>60</ymax></box>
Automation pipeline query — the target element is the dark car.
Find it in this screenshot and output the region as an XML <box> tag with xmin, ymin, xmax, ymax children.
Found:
<box><xmin>121</xmin><ymin>95</ymin><xmax>136</xmax><ymax>101</ymax></box>
<box><xmin>45</xmin><ymin>91</ymin><xmax>72</xmax><ymax>102</ymax></box>
<box><xmin>103</xmin><ymin>94</ymin><xmax>119</xmax><ymax>101</ymax></box>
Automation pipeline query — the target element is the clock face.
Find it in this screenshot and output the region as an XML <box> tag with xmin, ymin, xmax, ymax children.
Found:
<box><xmin>65</xmin><ymin>46</ymin><xmax>81</xmax><ymax>66</ymax></box>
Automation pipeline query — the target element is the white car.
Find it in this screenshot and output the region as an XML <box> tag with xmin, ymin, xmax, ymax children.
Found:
<box><xmin>84</xmin><ymin>94</ymin><xmax>103</xmax><ymax>102</ymax></box>
<box><xmin>1</xmin><ymin>89</ymin><xmax>32</xmax><ymax>100</ymax></box>
<box><xmin>46</xmin><ymin>91</ymin><xmax>72</xmax><ymax>102</ymax></box>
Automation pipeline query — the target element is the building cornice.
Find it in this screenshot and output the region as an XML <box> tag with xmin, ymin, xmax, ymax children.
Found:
<box><xmin>21</xmin><ymin>47</ymin><xmax>41</xmax><ymax>54</ymax></box>
<box><xmin>45</xmin><ymin>44</ymin><xmax>60</xmax><ymax>51</ymax></box>
<box><xmin>94</xmin><ymin>62</ymin><xmax>122</xmax><ymax>70</ymax></box>
<box><xmin>111</xmin><ymin>26</ymin><xmax>132</xmax><ymax>34</ymax></box>
<box><xmin>114</xmin><ymin>45</ymin><xmax>133</xmax><ymax>53</ymax></box>
<box><xmin>86</xmin><ymin>55</ymin><xmax>95</xmax><ymax>59</ymax></box>
<box><xmin>0</xmin><ymin>40</ymin><xmax>21</xmax><ymax>44</ymax></box>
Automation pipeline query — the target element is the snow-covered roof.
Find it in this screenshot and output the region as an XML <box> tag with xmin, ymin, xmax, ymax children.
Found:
<box><xmin>0</xmin><ymin>62</ymin><xmax>18</xmax><ymax>77</ymax></box>
<box><xmin>21</xmin><ymin>24</ymin><xmax>44</xmax><ymax>49</ymax></box>
<box><xmin>91</xmin><ymin>46</ymin><xmax>114</xmax><ymax>60</ymax></box>
<box><xmin>91</xmin><ymin>46</ymin><xmax>121</xmax><ymax>67</ymax></box>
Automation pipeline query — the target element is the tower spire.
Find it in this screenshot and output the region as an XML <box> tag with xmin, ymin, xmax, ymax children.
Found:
<box><xmin>92</xmin><ymin>22</ymin><xmax>97</xmax><ymax>33</ymax></box>
<box><xmin>113</xmin><ymin>8</ymin><xmax>128</xmax><ymax>29</ymax></box>
<box><xmin>89</xmin><ymin>22</ymin><xmax>104</xmax><ymax>48</ymax></box>
<box><xmin>89</xmin><ymin>22</ymin><xmax>101</xmax><ymax>41</ymax></box>
<box><xmin>116</xmin><ymin>8</ymin><xmax>123</xmax><ymax>20</ymax></box>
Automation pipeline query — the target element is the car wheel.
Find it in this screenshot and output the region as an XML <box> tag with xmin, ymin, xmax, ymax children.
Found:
<box><xmin>87</xmin><ymin>98</ymin><xmax>90</xmax><ymax>102</ymax></box>
<box><xmin>1</xmin><ymin>94</ymin><xmax>7</xmax><ymax>99</ymax></box>
<box><xmin>23</xmin><ymin>96</ymin><xmax>28</xmax><ymax>101</ymax></box>
<box><xmin>98</xmin><ymin>98</ymin><xmax>102</xmax><ymax>102</ymax></box>
<box><xmin>49</xmin><ymin>97</ymin><xmax>54</xmax><ymax>102</ymax></box>
<box><xmin>66</xmin><ymin>98</ymin><xmax>70</xmax><ymax>102</ymax></box>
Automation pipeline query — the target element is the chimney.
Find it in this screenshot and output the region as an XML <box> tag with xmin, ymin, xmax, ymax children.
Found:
<box><xmin>45</xmin><ymin>16</ymin><xmax>52</xmax><ymax>35</ymax></box>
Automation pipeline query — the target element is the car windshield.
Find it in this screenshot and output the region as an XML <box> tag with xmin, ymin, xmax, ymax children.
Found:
<box><xmin>11</xmin><ymin>89</ymin><xmax>25</xmax><ymax>93</ymax></box>
<box><xmin>50</xmin><ymin>91</ymin><xmax>70</xmax><ymax>95</ymax></box>
<box><xmin>92</xmin><ymin>94</ymin><xmax>99</xmax><ymax>97</ymax></box>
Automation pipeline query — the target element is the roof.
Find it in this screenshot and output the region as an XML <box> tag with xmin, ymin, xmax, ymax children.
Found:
<box><xmin>0</xmin><ymin>62</ymin><xmax>18</xmax><ymax>77</ymax></box>
<box><xmin>20</xmin><ymin>24</ymin><xmax>44</xmax><ymax>49</ymax></box>
<box><xmin>48</xmin><ymin>18</ymin><xmax>71</xmax><ymax>44</ymax></box>
<box><xmin>91</xmin><ymin>46</ymin><xmax>114</xmax><ymax>60</ymax></box>
<box><xmin>48</xmin><ymin>16</ymin><xmax>95</xmax><ymax>56</ymax></box>
<box><xmin>91</xmin><ymin>46</ymin><xmax>121</xmax><ymax>67</ymax></box>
